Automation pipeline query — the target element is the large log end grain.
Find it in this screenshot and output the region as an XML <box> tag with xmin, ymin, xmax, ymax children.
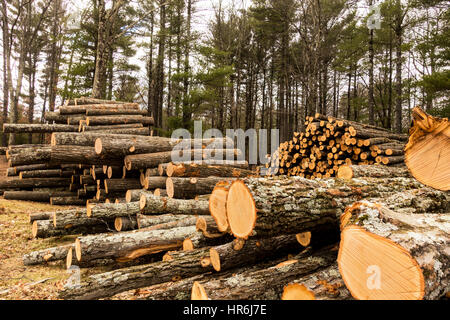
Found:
<box><xmin>208</xmin><ymin>181</ymin><xmax>233</xmax><ymax>232</ymax></box>
<box><xmin>405</xmin><ymin>107</ymin><xmax>450</xmax><ymax>191</ymax></box>
<box><xmin>225</xmin><ymin>180</ymin><xmax>257</xmax><ymax>239</ymax></box>
<box><xmin>338</xmin><ymin>201</ymin><xmax>449</xmax><ymax>300</ymax></box>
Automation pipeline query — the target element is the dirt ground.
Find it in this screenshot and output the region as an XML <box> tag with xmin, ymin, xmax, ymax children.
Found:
<box><xmin>0</xmin><ymin>156</ymin><xmax>109</xmax><ymax>299</ymax></box>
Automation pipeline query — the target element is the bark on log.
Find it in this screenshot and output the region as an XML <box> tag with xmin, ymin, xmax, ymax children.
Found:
<box><xmin>337</xmin><ymin>165</ymin><xmax>410</xmax><ymax>180</ymax></box>
<box><xmin>281</xmin><ymin>264</ymin><xmax>352</xmax><ymax>300</ymax></box>
<box><xmin>74</xmin><ymin>225</ymin><xmax>197</xmax><ymax>264</ymax></box>
<box><xmin>64</xmin><ymin>98</ymin><xmax>131</xmax><ymax>106</ymax></box>
<box><xmin>125</xmin><ymin>189</ymin><xmax>153</xmax><ymax>203</ymax></box>
<box><xmin>104</xmin><ymin>178</ymin><xmax>141</xmax><ymax>193</ymax></box>
<box><xmin>29</xmin><ymin>212</ymin><xmax>54</xmax><ymax>223</ymax></box>
<box><xmin>143</xmin><ymin>176</ymin><xmax>167</xmax><ymax>190</ymax></box>
<box><xmin>81</xmin><ymin>123</ymin><xmax>143</xmax><ymax>131</ymax></box>
<box><xmin>0</xmin><ymin>178</ymin><xmax>70</xmax><ymax>189</ymax></box>
<box><xmin>223</xmin><ymin>176</ymin><xmax>437</xmax><ymax>239</ymax></box>
<box><xmin>13</xmin><ymin>163</ymin><xmax>58</xmax><ymax>174</ymax></box>
<box><xmin>166</xmin><ymin>162</ymin><xmax>254</xmax><ymax>178</ymax></box>
<box><xmin>60</xmin><ymin>103</ymin><xmax>139</xmax><ymax>114</ymax></box>
<box><xmin>31</xmin><ymin>219</ymin><xmax>110</xmax><ymax>238</ymax></box>
<box><xmin>3</xmin><ymin>123</ymin><xmax>78</xmax><ymax>133</ymax></box>
<box><xmin>50</xmin><ymin>197</ymin><xmax>86</xmax><ymax>206</ymax></box>
<box><xmin>3</xmin><ymin>191</ymin><xmax>75</xmax><ymax>202</ymax></box>
<box><xmin>166</xmin><ymin>177</ymin><xmax>235</xmax><ymax>199</ymax></box>
<box><xmin>191</xmin><ymin>247</ymin><xmax>337</xmax><ymax>300</ymax></box>
<box><xmin>137</xmin><ymin>214</ymin><xmax>205</xmax><ymax>230</ymax></box>
<box><xmin>86</xmin><ymin>201</ymin><xmax>140</xmax><ymax>219</ymax></box>
<box><xmin>85</xmin><ymin>115</ymin><xmax>154</xmax><ymax>126</ymax></box>
<box><xmin>82</xmin><ymin>127</ymin><xmax>150</xmax><ymax>135</ymax></box>
<box><xmin>23</xmin><ymin>244</ymin><xmax>73</xmax><ymax>265</ymax></box>
<box><xmin>139</xmin><ymin>193</ymin><xmax>210</xmax><ymax>215</ymax></box>
<box><xmin>59</xmin><ymin>235</ymin><xmax>301</xmax><ymax>300</ymax></box>
<box><xmin>124</xmin><ymin>149</ymin><xmax>242</xmax><ymax>171</ymax></box>
<box><xmin>338</xmin><ymin>201</ymin><xmax>449</xmax><ymax>300</ymax></box>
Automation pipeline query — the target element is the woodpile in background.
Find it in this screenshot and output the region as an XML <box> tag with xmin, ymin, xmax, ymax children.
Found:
<box><xmin>266</xmin><ymin>113</ymin><xmax>408</xmax><ymax>178</ymax></box>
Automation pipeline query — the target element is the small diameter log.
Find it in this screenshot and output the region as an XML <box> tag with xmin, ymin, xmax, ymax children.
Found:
<box><xmin>338</xmin><ymin>201</ymin><xmax>449</xmax><ymax>300</ymax></box>
<box><xmin>86</xmin><ymin>201</ymin><xmax>140</xmax><ymax>219</ymax></box>
<box><xmin>13</xmin><ymin>163</ymin><xmax>58</xmax><ymax>174</ymax></box>
<box><xmin>153</xmin><ymin>188</ymin><xmax>167</xmax><ymax>197</ymax></box>
<box><xmin>166</xmin><ymin>162</ymin><xmax>254</xmax><ymax>178</ymax></box>
<box><xmin>74</xmin><ymin>225</ymin><xmax>197</xmax><ymax>264</ymax></box>
<box><xmin>166</xmin><ymin>177</ymin><xmax>235</xmax><ymax>199</ymax></box>
<box><xmin>4</xmin><ymin>191</ymin><xmax>74</xmax><ymax>202</ymax></box>
<box><xmin>29</xmin><ymin>212</ymin><xmax>54</xmax><ymax>223</ymax></box>
<box><xmin>104</xmin><ymin>178</ymin><xmax>141</xmax><ymax>193</ymax></box>
<box><xmin>139</xmin><ymin>193</ymin><xmax>210</xmax><ymax>215</ymax></box>
<box><xmin>0</xmin><ymin>178</ymin><xmax>70</xmax><ymax>189</ymax></box>
<box><xmin>281</xmin><ymin>264</ymin><xmax>352</xmax><ymax>300</ymax></box>
<box><xmin>60</xmin><ymin>102</ymin><xmax>139</xmax><ymax>114</ymax></box>
<box><xmin>191</xmin><ymin>246</ymin><xmax>337</xmax><ymax>300</ymax></box>
<box><xmin>59</xmin><ymin>234</ymin><xmax>301</xmax><ymax>300</ymax></box>
<box><xmin>82</xmin><ymin>123</ymin><xmax>143</xmax><ymax>132</ymax></box>
<box><xmin>125</xmin><ymin>189</ymin><xmax>153</xmax><ymax>203</ymax></box>
<box><xmin>124</xmin><ymin>148</ymin><xmax>242</xmax><ymax>171</ymax></box>
<box><xmin>114</xmin><ymin>216</ymin><xmax>138</xmax><ymax>231</ymax></box>
<box><xmin>224</xmin><ymin>176</ymin><xmax>429</xmax><ymax>239</ymax></box>
<box><xmin>19</xmin><ymin>169</ymin><xmax>63</xmax><ymax>179</ymax></box>
<box><xmin>50</xmin><ymin>197</ymin><xmax>86</xmax><ymax>206</ymax></box>
<box><xmin>23</xmin><ymin>244</ymin><xmax>73</xmax><ymax>265</ymax></box>
<box><xmin>31</xmin><ymin>219</ymin><xmax>109</xmax><ymax>238</ymax></box>
<box><xmin>83</xmin><ymin>127</ymin><xmax>150</xmax><ymax>135</ymax></box>
<box><xmin>182</xmin><ymin>231</ymin><xmax>232</xmax><ymax>251</ymax></box>
<box><xmin>137</xmin><ymin>214</ymin><xmax>201</xmax><ymax>229</ymax></box>
<box><xmin>142</xmin><ymin>176</ymin><xmax>167</xmax><ymax>190</ymax></box>
<box><xmin>85</xmin><ymin>115</ymin><xmax>154</xmax><ymax>126</ymax></box>
<box><xmin>3</xmin><ymin>123</ymin><xmax>78</xmax><ymax>133</ymax></box>
<box><xmin>337</xmin><ymin>165</ymin><xmax>410</xmax><ymax>180</ymax></box>
<box><xmin>85</xmin><ymin>108</ymin><xmax>146</xmax><ymax>116</ymax></box>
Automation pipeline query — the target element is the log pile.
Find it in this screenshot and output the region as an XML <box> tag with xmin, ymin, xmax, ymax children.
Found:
<box><xmin>265</xmin><ymin>113</ymin><xmax>408</xmax><ymax>178</ymax></box>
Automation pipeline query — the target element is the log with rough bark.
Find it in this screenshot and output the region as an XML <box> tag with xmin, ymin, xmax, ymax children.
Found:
<box><xmin>51</xmin><ymin>132</ymin><xmax>151</xmax><ymax>147</ymax></box>
<box><xmin>59</xmin><ymin>235</ymin><xmax>301</xmax><ymax>300</ymax></box>
<box><xmin>125</xmin><ymin>189</ymin><xmax>153</xmax><ymax>203</ymax></box>
<box><xmin>281</xmin><ymin>264</ymin><xmax>352</xmax><ymax>300</ymax></box>
<box><xmin>137</xmin><ymin>214</ymin><xmax>206</xmax><ymax>230</ymax></box>
<box><xmin>31</xmin><ymin>219</ymin><xmax>110</xmax><ymax>238</ymax></box>
<box><xmin>53</xmin><ymin>208</ymin><xmax>113</xmax><ymax>232</ymax></box>
<box><xmin>50</xmin><ymin>197</ymin><xmax>86</xmax><ymax>206</ymax></box>
<box><xmin>191</xmin><ymin>246</ymin><xmax>337</xmax><ymax>300</ymax></box>
<box><xmin>124</xmin><ymin>149</ymin><xmax>242</xmax><ymax>171</ymax></box>
<box><xmin>142</xmin><ymin>176</ymin><xmax>167</xmax><ymax>190</ymax></box>
<box><xmin>86</xmin><ymin>201</ymin><xmax>140</xmax><ymax>219</ymax></box>
<box><xmin>63</xmin><ymin>97</ymin><xmax>131</xmax><ymax>107</ymax></box>
<box><xmin>338</xmin><ymin>201</ymin><xmax>449</xmax><ymax>300</ymax></box>
<box><xmin>8</xmin><ymin>145</ymin><xmax>123</xmax><ymax>166</ymax></box>
<box><xmin>223</xmin><ymin>176</ymin><xmax>440</xmax><ymax>239</ymax></box>
<box><xmin>85</xmin><ymin>115</ymin><xmax>154</xmax><ymax>126</ymax></box>
<box><xmin>13</xmin><ymin>163</ymin><xmax>58</xmax><ymax>174</ymax></box>
<box><xmin>139</xmin><ymin>193</ymin><xmax>210</xmax><ymax>215</ymax></box>
<box><xmin>166</xmin><ymin>177</ymin><xmax>235</xmax><ymax>199</ymax></box>
<box><xmin>3</xmin><ymin>123</ymin><xmax>78</xmax><ymax>133</ymax></box>
<box><xmin>166</xmin><ymin>162</ymin><xmax>254</xmax><ymax>178</ymax></box>
<box><xmin>404</xmin><ymin>107</ymin><xmax>450</xmax><ymax>191</ymax></box>
<box><xmin>29</xmin><ymin>212</ymin><xmax>54</xmax><ymax>223</ymax></box>
<box><xmin>23</xmin><ymin>244</ymin><xmax>73</xmax><ymax>265</ymax></box>
<box><xmin>19</xmin><ymin>169</ymin><xmax>72</xmax><ymax>179</ymax></box>
<box><xmin>83</xmin><ymin>127</ymin><xmax>151</xmax><ymax>135</ymax></box>
<box><xmin>0</xmin><ymin>178</ymin><xmax>70</xmax><ymax>189</ymax></box>
<box><xmin>81</xmin><ymin>123</ymin><xmax>143</xmax><ymax>131</ymax></box>
<box><xmin>104</xmin><ymin>178</ymin><xmax>141</xmax><ymax>193</ymax></box>
<box><xmin>74</xmin><ymin>225</ymin><xmax>197</xmax><ymax>264</ymax></box>
<box><xmin>3</xmin><ymin>191</ymin><xmax>74</xmax><ymax>202</ymax></box>
<box><xmin>337</xmin><ymin>164</ymin><xmax>410</xmax><ymax>180</ymax></box>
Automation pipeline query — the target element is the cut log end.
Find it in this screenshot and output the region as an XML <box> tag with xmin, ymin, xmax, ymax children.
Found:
<box><xmin>125</xmin><ymin>190</ymin><xmax>132</xmax><ymax>203</ymax></box>
<box><xmin>226</xmin><ymin>180</ymin><xmax>256</xmax><ymax>239</ymax></box>
<box><xmin>166</xmin><ymin>177</ymin><xmax>174</xmax><ymax>198</ymax></box>
<box><xmin>337</xmin><ymin>165</ymin><xmax>353</xmax><ymax>180</ymax></box>
<box><xmin>139</xmin><ymin>194</ymin><xmax>147</xmax><ymax>211</ymax></box>
<box><xmin>296</xmin><ymin>232</ymin><xmax>311</xmax><ymax>247</ymax></box>
<box><xmin>94</xmin><ymin>138</ymin><xmax>102</xmax><ymax>155</ymax></box>
<box><xmin>191</xmin><ymin>281</ymin><xmax>208</xmax><ymax>300</ymax></box>
<box><xmin>338</xmin><ymin>225</ymin><xmax>424</xmax><ymax>300</ymax></box>
<box><xmin>282</xmin><ymin>283</ymin><xmax>316</xmax><ymax>300</ymax></box>
<box><xmin>209</xmin><ymin>248</ymin><xmax>221</xmax><ymax>272</ymax></box>
<box><xmin>114</xmin><ymin>217</ymin><xmax>122</xmax><ymax>232</ymax></box>
<box><xmin>166</xmin><ymin>162</ymin><xmax>174</xmax><ymax>177</ymax></box>
<box><xmin>209</xmin><ymin>186</ymin><xmax>229</xmax><ymax>232</ymax></box>
<box><xmin>75</xmin><ymin>238</ymin><xmax>82</xmax><ymax>262</ymax></box>
<box><xmin>31</xmin><ymin>221</ymin><xmax>38</xmax><ymax>239</ymax></box>
<box><xmin>66</xmin><ymin>247</ymin><xmax>73</xmax><ymax>269</ymax></box>
<box><xmin>183</xmin><ymin>238</ymin><xmax>194</xmax><ymax>251</ymax></box>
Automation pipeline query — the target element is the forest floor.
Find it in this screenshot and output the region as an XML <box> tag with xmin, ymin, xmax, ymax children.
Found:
<box><xmin>0</xmin><ymin>156</ymin><xmax>142</xmax><ymax>300</ymax></box>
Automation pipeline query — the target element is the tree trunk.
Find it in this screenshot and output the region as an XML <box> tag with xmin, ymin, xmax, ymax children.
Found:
<box><xmin>165</xmin><ymin>177</ymin><xmax>235</xmax><ymax>199</ymax></box>
<box><xmin>139</xmin><ymin>193</ymin><xmax>209</xmax><ymax>215</ymax></box>
<box><xmin>166</xmin><ymin>163</ymin><xmax>253</xmax><ymax>178</ymax></box>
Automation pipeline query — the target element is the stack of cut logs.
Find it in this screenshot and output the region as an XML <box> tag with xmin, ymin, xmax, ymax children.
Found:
<box><xmin>265</xmin><ymin>113</ymin><xmax>408</xmax><ymax>178</ymax></box>
<box><xmin>0</xmin><ymin>98</ymin><xmax>154</xmax><ymax>206</ymax></box>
